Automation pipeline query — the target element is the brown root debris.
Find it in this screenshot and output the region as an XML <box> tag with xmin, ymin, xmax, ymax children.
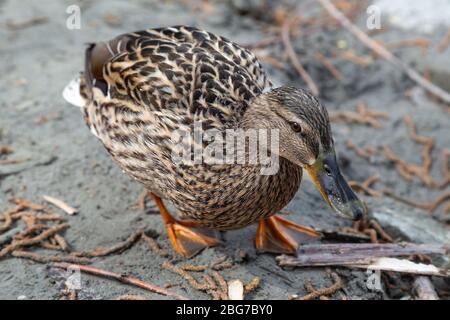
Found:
<box><xmin>291</xmin><ymin>270</ymin><xmax>343</xmax><ymax>300</ymax></box>
<box><xmin>383</xmin><ymin>115</ymin><xmax>449</xmax><ymax>190</ymax></box>
<box><xmin>244</xmin><ymin>276</ymin><xmax>261</xmax><ymax>295</ymax></box>
<box><xmin>162</xmin><ymin>258</ymin><xmax>249</xmax><ymax>300</ymax></box>
<box><xmin>71</xmin><ymin>229</ymin><xmax>143</xmax><ymax>258</ymax></box>
<box><xmin>163</xmin><ymin>260</ymin><xmax>228</xmax><ymax>300</ymax></box>
<box><xmin>346</xmin><ymin>140</ymin><xmax>377</xmax><ymax>161</ymax></box>
<box><xmin>349</xmin><ymin>215</ymin><xmax>393</xmax><ymax>244</ymax></box>
<box><xmin>349</xmin><ymin>175</ymin><xmax>383</xmax><ymax>197</ymax></box>
<box><xmin>329</xmin><ymin>101</ymin><xmax>389</xmax><ymax>128</ymax></box>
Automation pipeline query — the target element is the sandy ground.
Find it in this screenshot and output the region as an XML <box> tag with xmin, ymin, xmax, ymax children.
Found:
<box><xmin>0</xmin><ymin>0</ymin><xmax>449</xmax><ymax>299</ymax></box>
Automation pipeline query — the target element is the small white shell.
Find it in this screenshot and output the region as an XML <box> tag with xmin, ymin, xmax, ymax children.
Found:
<box><xmin>228</xmin><ymin>279</ymin><xmax>244</xmax><ymax>300</ymax></box>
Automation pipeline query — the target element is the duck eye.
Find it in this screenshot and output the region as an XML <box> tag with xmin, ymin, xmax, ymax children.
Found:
<box><xmin>291</xmin><ymin>122</ymin><xmax>302</xmax><ymax>133</ymax></box>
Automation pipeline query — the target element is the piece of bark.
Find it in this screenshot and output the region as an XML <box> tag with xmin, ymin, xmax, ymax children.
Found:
<box><xmin>352</xmin><ymin>258</ymin><xmax>449</xmax><ymax>277</ymax></box>
<box><xmin>413</xmin><ymin>276</ymin><xmax>439</xmax><ymax>300</ymax></box>
<box><xmin>277</xmin><ymin>243</ymin><xmax>448</xmax><ymax>267</ymax></box>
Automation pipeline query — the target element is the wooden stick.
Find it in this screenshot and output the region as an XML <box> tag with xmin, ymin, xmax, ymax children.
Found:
<box><xmin>43</xmin><ymin>195</ymin><xmax>78</xmax><ymax>215</ymax></box>
<box><xmin>276</xmin><ymin>243</ymin><xmax>448</xmax><ymax>267</ymax></box>
<box><xmin>51</xmin><ymin>262</ymin><xmax>188</xmax><ymax>300</ymax></box>
<box><xmin>316</xmin><ymin>0</ymin><xmax>450</xmax><ymax>104</ymax></box>
<box><xmin>315</xmin><ymin>52</ymin><xmax>344</xmax><ymax>80</ymax></box>
<box><xmin>281</xmin><ymin>15</ymin><xmax>319</xmax><ymax>96</ymax></box>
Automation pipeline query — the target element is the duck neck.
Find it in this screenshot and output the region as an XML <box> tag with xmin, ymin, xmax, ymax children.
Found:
<box><xmin>238</xmin><ymin>93</ymin><xmax>273</xmax><ymax>131</ymax></box>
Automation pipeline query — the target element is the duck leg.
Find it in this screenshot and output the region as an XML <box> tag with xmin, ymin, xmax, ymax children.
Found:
<box><xmin>150</xmin><ymin>193</ymin><xmax>221</xmax><ymax>258</ymax></box>
<box><xmin>255</xmin><ymin>215</ymin><xmax>321</xmax><ymax>254</ymax></box>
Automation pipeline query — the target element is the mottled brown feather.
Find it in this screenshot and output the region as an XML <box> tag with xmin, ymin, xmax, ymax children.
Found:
<box><xmin>80</xmin><ymin>26</ymin><xmax>304</xmax><ymax>230</ymax></box>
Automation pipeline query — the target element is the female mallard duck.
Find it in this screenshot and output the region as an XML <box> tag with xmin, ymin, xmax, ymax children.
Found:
<box><xmin>75</xmin><ymin>26</ymin><xmax>365</xmax><ymax>257</ymax></box>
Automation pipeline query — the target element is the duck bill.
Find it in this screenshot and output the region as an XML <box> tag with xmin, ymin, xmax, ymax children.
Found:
<box><xmin>305</xmin><ymin>152</ymin><xmax>366</xmax><ymax>221</ymax></box>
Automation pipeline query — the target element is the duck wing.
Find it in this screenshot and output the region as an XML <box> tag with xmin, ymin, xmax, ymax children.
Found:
<box><xmin>82</xmin><ymin>26</ymin><xmax>271</xmax><ymax>127</ymax></box>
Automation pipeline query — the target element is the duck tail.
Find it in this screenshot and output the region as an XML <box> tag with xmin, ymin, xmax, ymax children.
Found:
<box><xmin>63</xmin><ymin>36</ymin><xmax>128</xmax><ymax>108</ymax></box>
<box><xmin>62</xmin><ymin>43</ymin><xmax>97</xmax><ymax>108</ymax></box>
<box><xmin>62</xmin><ymin>75</ymin><xmax>84</xmax><ymax>108</ymax></box>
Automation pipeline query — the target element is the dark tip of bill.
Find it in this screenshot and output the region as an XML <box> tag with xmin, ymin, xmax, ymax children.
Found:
<box><xmin>352</xmin><ymin>204</ymin><xmax>365</xmax><ymax>221</ymax></box>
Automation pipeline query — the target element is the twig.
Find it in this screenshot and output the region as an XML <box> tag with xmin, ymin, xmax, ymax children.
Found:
<box><xmin>141</xmin><ymin>232</ymin><xmax>169</xmax><ymax>257</ymax></box>
<box><xmin>281</xmin><ymin>15</ymin><xmax>319</xmax><ymax>96</ymax></box>
<box><xmin>10</xmin><ymin>198</ymin><xmax>46</xmax><ymax>211</ymax></box>
<box><xmin>210</xmin><ymin>256</ymin><xmax>234</xmax><ymax>271</ymax></box>
<box><xmin>40</xmin><ymin>241</ymin><xmax>61</xmax><ymax>251</ymax></box>
<box><xmin>11</xmin><ymin>250</ymin><xmax>90</xmax><ymax>264</ymax></box>
<box><xmin>162</xmin><ymin>260</ymin><xmax>213</xmax><ymax>291</ymax></box>
<box><xmin>299</xmin><ymin>272</ymin><xmax>342</xmax><ymax>300</ymax></box>
<box><xmin>163</xmin><ymin>260</ymin><xmax>230</xmax><ymax>300</ymax></box>
<box><xmin>0</xmin><ymin>159</ymin><xmax>27</xmax><ymax>165</ymax></box>
<box><xmin>211</xmin><ymin>260</ymin><xmax>233</xmax><ymax>271</ymax></box>
<box><xmin>349</xmin><ymin>175</ymin><xmax>383</xmax><ymax>197</ymax></box>
<box><xmin>14</xmin><ymin>224</ymin><xmax>47</xmax><ymax>240</ymax></box>
<box><xmin>334</xmin><ymin>49</ymin><xmax>373</xmax><ymax>66</ymax></box>
<box><xmin>116</xmin><ymin>295</ymin><xmax>147</xmax><ymax>300</ymax></box>
<box><xmin>315</xmin><ymin>52</ymin><xmax>344</xmax><ymax>80</ymax></box>
<box><xmin>244</xmin><ymin>276</ymin><xmax>261</xmax><ymax>295</ymax></box>
<box><xmin>437</xmin><ymin>149</ymin><xmax>450</xmax><ymax>189</ymax></box>
<box><xmin>382</xmin><ymin>115</ymin><xmax>441</xmax><ymax>188</ymax></box>
<box><xmin>52</xmin><ymin>262</ymin><xmax>187</xmax><ymax>300</ymax></box>
<box><xmin>437</xmin><ymin>27</ymin><xmax>450</xmax><ymax>53</ymax></box>
<box><xmin>317</xmin><ymin>0</ymin><xmax>450</xmax><ymax>104</ymax></box>
<box><xmin>0</xmin><ymin>223</ymin><xmax>69</xmax><ymax>258</ymax></box>
<box><xmin>0</xmin><ymin>210</ymin><xmax>13</xmax><ymax>232</ymax></box>
<box><xmin>5</xmin><ymin>16</ymin><xmax>48</xmax><ymax>30</ymax></box>
<box><xmin>35</xmin><ymin>213</ymin><xmax>64</xmax><ymax>221</ymax></box>
<box><xmin>368</xmin><ymin>220</ymin><xmax>393</xmax><ymax>243</ymax></box>
<box><xmin>54</xmin><ymin>234</ymin><xmax>70</xmax><ymax>252</ymax></box>
<box><xmin>42</xmin><ymin>195</ymin><xmax>78</xmax><ymax>215</ymax></box>
<box><xmin>212</xmin><ymin>271</ymin><xmax>229</xmax><ymax>300</ymax></box>
<box><xmin>181</xmin><ymin>264</ymin><xmax>208</xmax><ymax>272</ymax></box>
<box><xmin>384</xmin><ymin>38</ymin><xmax>430</xmax><ymax>56</ymax></box>
<box><xmin>345</xmin><ymin>140</ymin><xmax>376</xmax><ymax>161</ymax></box>
<box><xmin>72</xmin><ymin>229</ymin><xmax>142</xmax><ymax>257</ymax></box>
<box><xmin>329</xmin><ymin>102</ymin><xmax>388</xmax><ymax>128</ymax></box>
<box><xmin>383</xmin><ymin>189</ymin><xmax>450</xmax><ymax>213</ymax></box>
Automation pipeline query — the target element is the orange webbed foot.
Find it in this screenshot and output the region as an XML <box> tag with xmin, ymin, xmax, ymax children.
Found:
<box><xmin>255</xmin><ymin>215</ymin><xmax>321</xmax><ymax>254</ymax></box>
<box><xmin>150</xmin><ymin>193</ymin><xmax>221</xmax><ymax>258</ymax></box>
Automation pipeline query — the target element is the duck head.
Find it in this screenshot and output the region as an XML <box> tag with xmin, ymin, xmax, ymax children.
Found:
<box><xmin>243</xmin><ymin>86</ymin><xmax>366</xmax><ymax>220</ymax></box>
